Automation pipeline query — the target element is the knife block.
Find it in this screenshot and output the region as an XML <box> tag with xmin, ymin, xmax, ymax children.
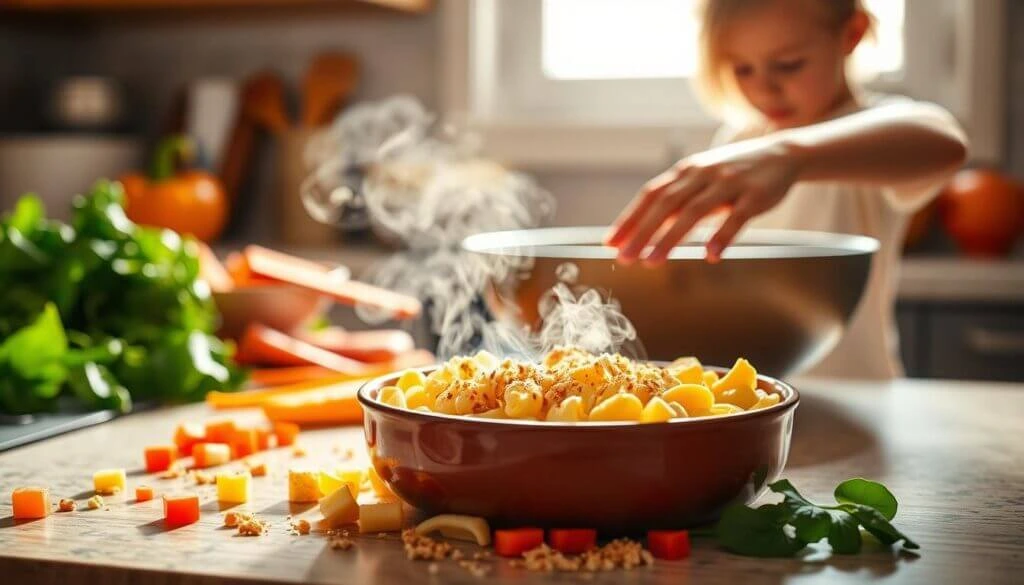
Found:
<box><xmin>277</xmin><ymin>128</ymin><xmax>337</xmax><ymax>247</ymax></box>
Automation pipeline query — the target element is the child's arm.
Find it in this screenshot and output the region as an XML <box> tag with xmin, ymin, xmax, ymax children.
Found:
<box><xmin>606</xmin><ymin>101</ymin><xmax>968</xmax><ymax>265</ymax></box>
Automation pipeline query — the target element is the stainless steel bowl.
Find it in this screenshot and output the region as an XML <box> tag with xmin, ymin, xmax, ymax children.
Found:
<box><xmin>462</xmin><ymin>226</ymin><xmax>878</xmax><ymax>377</ymax></box>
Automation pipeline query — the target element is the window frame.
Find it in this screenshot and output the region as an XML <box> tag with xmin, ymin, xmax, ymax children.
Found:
<box><xmin>439</xmin><ymin>0</ymin><xmax>1006</xmax><ymax>170</ymax></box>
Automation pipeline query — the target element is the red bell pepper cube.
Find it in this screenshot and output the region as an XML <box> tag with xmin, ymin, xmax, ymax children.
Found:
<box><xmin>647</xmin><ymin>530</ymin><xmax>691</xmax><ymax>560</ymax></box>
<box><xmin>494</xmin><ymin>528</ymin><xmax>545</xmax><ymax>557</ymax></box>
<box><xmin>548</xmin><ymin>528</ymin><xmax>597</xmax><ymax>554</ymax></box>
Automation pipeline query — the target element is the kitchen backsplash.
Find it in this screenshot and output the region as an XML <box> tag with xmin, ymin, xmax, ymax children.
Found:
<box><xmin>1</xmin><ymin>5</ymin><xmax>1022</xmax><ymax>239</ymax></box>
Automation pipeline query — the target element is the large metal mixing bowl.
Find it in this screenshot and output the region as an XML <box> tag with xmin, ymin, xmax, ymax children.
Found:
<box><xmin>462</xmin><ymin>226</ymin><xmax>878</xmax><ymax>377</ymax></box>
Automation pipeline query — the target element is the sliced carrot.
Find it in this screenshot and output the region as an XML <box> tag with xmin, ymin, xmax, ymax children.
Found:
<box><xmin>204</xmin><ymin>419</ymin><xmax>237</xmax><ymax>444</ymax></box>
<box><xmin>235</xmin><ymin>324</ymin><xmax>374</xmax><ymax>371</ymax></box>
<box><xmin>300</xmin><ymin>327</ymin><xmax>415</xmax><ymax>363</ymax></box>
<box><xmin>244</xmin><ymin>245</ymin><xmax>421</xmax><ymax>320</ymax></box>
<box><xmin>206</xmin><ymin>375</ymin><xmax>355</xmax><ymax>409</ymax></box>
<box><xmin>273</xmin><ymin>422</ymin><xmax>301</xmax><ymax>446</ymax></box>
<box><xmin>250</xmin><ymin>365</ymin><xmax>345</xmax><ymax>387</ymax></box>
<box><xmin>262</xmin><ymin>381</ymin><xmax>365</xmax><ymax>425</ymax></box>
<box><xmin>224</xmin><ymin>252</ymin><xmax>275</xmax><ymax>287</ymax></box>
<box><xmin>197</xmin><ymin>242</ymin><xmax>234</xmax><ymax>293</ymax></box>
<box><xmin>144</xmin><ymin>445</ymin><xmax>178</xmax><ymax>473</ymax></box>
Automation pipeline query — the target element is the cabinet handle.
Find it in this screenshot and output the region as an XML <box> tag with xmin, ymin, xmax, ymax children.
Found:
<box><xmin>966</xmin><ymin>328</ymin><xmax>1024</xmax><ymax>356</ymax></box>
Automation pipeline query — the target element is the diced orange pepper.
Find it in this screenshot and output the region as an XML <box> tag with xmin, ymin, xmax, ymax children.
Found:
<box><xmin>163</xmin><ymin>493</ymin><xmax>200</xmax><ymax>527</ymax></box>
<box><xmin>136</xmin><ymin>485</ymin><xmax>155</xmax><ymax>502</ymax></box>
<box><xmin>273</xmin><ymin>422</ymin><xmax>300</xmax><ymax>447</ymax></box>
<box><xmin>256</xmin><ymin>428</ymin><xmax>277</xmax><ymax>450</ymax></box>
<box><xmin>495</xmin><ymin>528</ymin><xmax>544</xmax><ymax>557</ymax></box>
<box><xmin>204</xmin><ymin>419</ymin><xmax>237</xmax><ymax>444</ymax></box>
<box><xmin>144</xmin><ymin>445</ymin><xmax>178</xmax><ymax>473</ymax></box>
<box><xmin>174</xmin><ymin>422</ymin><xmax>205</xmax><ymax>456</ymax></box>
<box><xmin>230</xmin><ymin>428</ymin><xmax>260</xmax><ymax>459</ymax></box>
<box><xmin>12</xmin><ymin>487</ymin><xmax>50</xmax><ymax>519</ymax></box>
<box><xmin>192</xmin><ymin>443</ymin><xmax>231</xmax><ymax>468</ymax></box>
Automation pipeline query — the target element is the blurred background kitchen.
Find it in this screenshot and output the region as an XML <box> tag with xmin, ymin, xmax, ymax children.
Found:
<box><xmin>0</xmin><ymin>0</ymin><xmax>1021</xmax><ymax>381</ymax></box>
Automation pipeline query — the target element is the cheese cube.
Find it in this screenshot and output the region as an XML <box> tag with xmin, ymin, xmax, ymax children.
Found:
<box><xmin>93</xmin><ymin>468</ymin><xmax>126</xmax><ymax>495</ymax></box>
<box><xmin>144</xmin><ymin>445</ymin><xmax>178</xmax><ymax>473</ymax></box>
<box><xmin>358</xmin><ymin>501</ymin><xmax>403</xmax><ymax>533</ymax></box>
<box><xmin>289</xmin><ymin>469</ymin><xmax>320</xmax><ymax>503</ymax></box>
<box><xmin>163</xmin><ymin>493</ymin><xmax>200</xmax><ymax>527</ymax></box>
<box><xmin>192</xmin><ymin>443</ymin><xmax>231</xmax><ymax>468</ymax></box>
<box><xmin>216</xmin><ymin>471</ymin><xmax>252</xmax><ymax>504</ymax></box>
<box><xmin>319</xmin><ymin>481</ymin><xmax>360</xmax><ymax>527</ymax></box>
<box><xmin>12</xmin><ymin>487</ymin><xmax>50</xmax><ymax>519</ymax></box>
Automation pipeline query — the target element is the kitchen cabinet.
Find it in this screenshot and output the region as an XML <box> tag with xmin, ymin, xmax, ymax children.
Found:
<box><xmin>897</xmin><ymin>301</ymin><xmax>1024</xmax><ymax>381</ymax></box>
<box><xmin>0</xmin><ymin>0</ymin><xmax>430</xmax><ymax>13</ymax></box>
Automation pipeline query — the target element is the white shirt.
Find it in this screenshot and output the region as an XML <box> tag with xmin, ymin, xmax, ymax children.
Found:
<box><xmin>713</xmin><ymin>95</ymin><xmax>963</xmax><ymax>379</ymax></box>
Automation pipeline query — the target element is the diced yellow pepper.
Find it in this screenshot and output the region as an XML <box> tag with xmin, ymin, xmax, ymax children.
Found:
<box><xmin>546</xmin><ymin>395</ymin><xmax>586</xmax><ymax>422</ymax></box>
<box><xmin>93</xmin><ymin>469</ymin><xmax>126</xmax><ymax>496</ymax></box>
<box><xmin>359</xmin><ymin>500</ymin><xmax>403</xmax><ymax>533</ymax></box>
<box><xmin>669</xmin><ymin>357</ymin><xmax>704</xmax><ymax>385</ymax></box>
<box><xmin>415</xmin><ymin>514</ymin><xmax>491</xmax><ymax>546</ymax></box>
<box><xmin>216</xmin><ymin>471</ymin><xmax>252</xmax><ymax>504</ymax></box>
<box><xmin>640</xmin><ymin>396</ymin><xmax>675</xmax><ymax>423</ymax></box>
<box><xmin>318</xmin><ymin>470</ymin><xmax>351</xmax><ymax>498</ymax></box>
<box><xmin>404</xmin><ymin>386</ymin><xmax>430</xmax><ymax>410</ymax></box>
<box><xmin>319</xmin><ymin>481</ymin><xmax>360</xmax><ymax>527</ymax></box>
<box><xmin>588</xmin><ymin>393</ymin><xmax>643</xmax><ymax>422</ymax></box>
<box><xmin>289</xmin><ymin>468</ymin><xmax>320</xmax><ymax>503</ymax></box>
<box><xmin>662</xmin><ymin>384</ymin><xmax>714</xmax><ymax>416</ymax></box>
<box><xmin>716</xmin><ymin>385</ymin><xmax>759</xmax><ymax>409</ymax></box>
<box><xmin>396</xmin><ymin>370</ymin><xmax>427</xmax><ymax>392</ymax></box>
<box><xmin>378</xmin><ymin>385</ymin><xmax>407</xmax><ymax>408</ymax></box>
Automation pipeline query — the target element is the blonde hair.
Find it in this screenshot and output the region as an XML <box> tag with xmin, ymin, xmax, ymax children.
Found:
<box><xmin>694</xmin><ymin>0</ymin><xmax>875</xmax><ymax>116</ymax></box>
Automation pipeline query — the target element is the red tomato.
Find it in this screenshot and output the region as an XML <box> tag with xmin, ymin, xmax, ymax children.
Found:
<box><xmin>647</xmin><ymin>530</ymin><xmax>691</xmax><ymax>560</ymax></box>
<box><xmin>939</xmin><ymin>169</ymin><xmax>1024</xmax><ymax>256</ymax></box>
<box><xmin>494</xmin><ymin>528</ymin><xmax>545</xmax><ymax>557</ymax></box>
<box><xmin>548</xmin><ymin>529</ymin><xmax>597</xmax><ymax>554</ymax></box>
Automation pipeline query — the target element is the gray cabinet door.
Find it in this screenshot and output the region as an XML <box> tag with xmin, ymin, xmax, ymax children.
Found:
<box><xmin>928</xmin><ymin>308</ymin><xmax>1024</xmax><ymax>382</ymax></box>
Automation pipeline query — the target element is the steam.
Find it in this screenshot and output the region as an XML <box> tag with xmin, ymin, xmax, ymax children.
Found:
<box><xmin>303</xmin><ymin>96</ymin><xmax>641</xmax><ymax>361</ymax></box>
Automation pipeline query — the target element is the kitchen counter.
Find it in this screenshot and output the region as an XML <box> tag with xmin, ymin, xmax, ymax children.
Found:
<box><xmin>1</xmin><ymin>377</ymin><xmax>1022</xmax><ymax>584</ymax></box>
<box><xmin>267</xmin><ymin>243</ymin><xmax>1024</xmax><ymax>304</ymax></box>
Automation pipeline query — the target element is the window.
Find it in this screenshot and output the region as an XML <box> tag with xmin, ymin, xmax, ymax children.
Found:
<box><xmin>441</xmin><ymin>0</ymin><xmax>1005</xmax><ymax>168</ymax></box>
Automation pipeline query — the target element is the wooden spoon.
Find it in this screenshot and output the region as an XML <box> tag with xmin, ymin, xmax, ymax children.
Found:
<box><xmin>302</xmin><ymin>53</ymin><xmax>359</xmax><ymax>128</ymax></box>
<box><xmin>244</xmin><ymin>71</ymin><xmax>291</xmax><ymax>135</ymax></box>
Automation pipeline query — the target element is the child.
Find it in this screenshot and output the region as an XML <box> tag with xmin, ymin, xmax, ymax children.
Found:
<box><xmin>605</xmin><ymin>0</ymin><xmax>967</xmax><ymax>379</ymax></box>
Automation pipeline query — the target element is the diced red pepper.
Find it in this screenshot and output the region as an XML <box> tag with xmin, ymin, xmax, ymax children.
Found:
<box><xmin>204</xmin><ymin>419</ymin><xmax>237</xmax><ymax>444</ymax></box>
<box><xmin>548</xmin><ymin>528</ymin><xmax>597</xmax><ymax>554</ymax></box>
<box><xmin>230</xmin><ymin>428</ymin><xmax>260</xmax><ymax>459</ymax></box>
<box><xmin>173</xmin><ymin>422</ymin><xmax>205</xmax><ymax>456</ymax></box>
<box><xmin>144</xmin><ymin>445</ymin><xmax>178</xmax><ymax>473</ymax></box>
<box><xmin>494</xmin><ymin>528</ymin><xmax>545</xmax><ymax>557</ymax></box>
<box><xmin>273</xmin><ymin>422</ymin><xmax>300</xmax><ymax>447</ymax></box>
<box><xmin>647</xmin><ymin>530</ymin><xmax>691</xmax><ymax>560</ymax></box>
<box><xmin>163</xmin><ymin>493</ymin><xmax>200</xmax><ymax>527</ymax></box>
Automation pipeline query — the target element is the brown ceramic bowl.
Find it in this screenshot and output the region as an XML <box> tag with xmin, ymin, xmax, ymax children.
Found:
<box><xmin>213</xmin><ymin>267</ymin><xmax>350</xmax><ymax>339</ymax></box>
<box><xmin>357</xmin><ymin>365</ymin><xmax>799</xmax><ymax>532</ymax></box>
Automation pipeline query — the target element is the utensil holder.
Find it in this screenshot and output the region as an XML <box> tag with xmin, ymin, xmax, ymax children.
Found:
<box><xmin>278</xmin><ymin>128</ymin><xmax>337</xmax><ymax>247</ymax></box>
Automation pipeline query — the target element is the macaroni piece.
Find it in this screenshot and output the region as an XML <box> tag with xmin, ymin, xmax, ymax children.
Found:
<box><xmin>378</xmin><ymin>349</ymin><xmax>780</xmax><ymax>423</ymax></box>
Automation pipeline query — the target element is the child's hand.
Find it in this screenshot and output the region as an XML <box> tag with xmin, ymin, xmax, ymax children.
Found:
<box><xmin>605</xmin><ymin>141</ymin><xmax>803</xmax><ymax>265</ymax></box>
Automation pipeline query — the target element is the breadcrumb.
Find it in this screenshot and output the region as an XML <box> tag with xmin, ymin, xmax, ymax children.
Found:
<box><xmin>58</xmin><ymin>498</ymin><xmax>76</xmax><ymax>512</ymax></box>
<box><xmin>87</xmin><ymin>495</ymin><xmax>104</xmax><ymax>510</ymax></box>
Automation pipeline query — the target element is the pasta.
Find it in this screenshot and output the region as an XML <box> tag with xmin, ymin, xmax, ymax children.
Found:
<box><xmin>377</xmin><ymin>348</ymin><xmax>782</xmax><ymax>423</ymax></box>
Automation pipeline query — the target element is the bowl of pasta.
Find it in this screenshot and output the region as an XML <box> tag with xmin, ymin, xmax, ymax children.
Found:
<box><xmin>358</xmin><ymin>348</ymin><xmax>798</xmax><ymax>531</ymax></box>
<box><xmin>462</xmin><ymin>226</ymin><xmax>879</xmax><ymax>377</ymax></box>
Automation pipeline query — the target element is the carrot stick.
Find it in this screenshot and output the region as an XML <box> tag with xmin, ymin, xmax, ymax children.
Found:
<box><xmin>250</xmin><ymin>365</ymin><xmax>343</xmax><ymax>387</ymax></box>
<box><xmin>206</xmin><ymin>375</ymin><xmax>355</xmax><ymax>409</ymax></box>
<box><xmin>299</xmin><ymin>327</ymin><xmax>415</xmax><ymax>363</ymax></box>
<box><xmin>243</xmin><ymin>245</ymin><xmax>421</xmax><ymax>319</ymax></box>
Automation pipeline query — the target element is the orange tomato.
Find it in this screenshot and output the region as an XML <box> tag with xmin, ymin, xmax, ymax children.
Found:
<box><xmin>121</xmin><ymin>170</ymin><xmax>228</xmax><ymax>242</ymax></box>
<box><xmin>939</xmin><ymin>169</ymin><xmax>1024</xmax><ymax>257</ymax></box>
